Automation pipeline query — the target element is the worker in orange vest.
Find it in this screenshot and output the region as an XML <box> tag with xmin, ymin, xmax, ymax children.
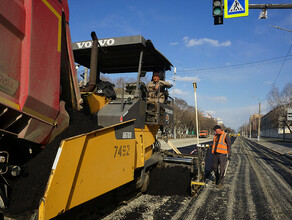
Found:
<box><xmin>212</xmin><ymin>125</ymin><xmax>231</xmax><ymax>188</ymax></box>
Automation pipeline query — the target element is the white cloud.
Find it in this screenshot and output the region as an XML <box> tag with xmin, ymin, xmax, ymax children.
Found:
<box><xmin>207</xmin><ymin>96</ymin><xmax>228</xmax><ymax>103</ymax></box>
<box><xmin>174</xmin><ymin>88</ymin><xmax>188</xmax><ymax>95</ymax></box>
<box><xmin>264</xmin><ymin>80</ymin><xmax>273</xmax><ymax>85</ymax></box>
<box><xmin>176</xmin><ymin>76</ymin><xmax>200</xmax><ymax>82</ymax></box>
<box><xmin>166</xmin><ymin>79</ymin><xmax>173</xmax><ymax>84</ymax></box>
<box><xmin>183</xmin><ymin>36</ymin><xmax>231</xmax><ymax>47</ymax></box>
<box><xmin>170</xmin><ymin>42</ymin><xmax>179</xmax><ymax>46</ymax></box>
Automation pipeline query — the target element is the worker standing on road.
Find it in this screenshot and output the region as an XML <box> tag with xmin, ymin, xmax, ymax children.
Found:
<box><xmin>212</xmin><ymin>125</ymin><xmax>231</xmax><ymax>188</ymax></box>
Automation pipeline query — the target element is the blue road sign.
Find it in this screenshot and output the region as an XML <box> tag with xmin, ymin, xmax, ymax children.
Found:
<box><xmin>224</xmin><ymin>0</ymin><xmax>249</xmax><ymax>18</ymax></box>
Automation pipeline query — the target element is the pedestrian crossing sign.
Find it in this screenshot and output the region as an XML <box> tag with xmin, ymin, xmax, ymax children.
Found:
<box><xmin>224</xmin><ymin>0</ymin><xmax>249</xmax><ymax>18</ymax></box>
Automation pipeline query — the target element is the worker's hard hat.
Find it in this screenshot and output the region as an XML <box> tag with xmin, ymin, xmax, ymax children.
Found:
<box><xmin>213</xmin><ymin>125</ymin><xmax>222</xmax><ymax>130</ymax></box>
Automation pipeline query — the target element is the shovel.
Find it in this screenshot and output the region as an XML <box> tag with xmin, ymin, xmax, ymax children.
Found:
<box><xmin>223</xmin><ymin>159</ymin><xmax>230</xmax><ymax>177</ymax></box>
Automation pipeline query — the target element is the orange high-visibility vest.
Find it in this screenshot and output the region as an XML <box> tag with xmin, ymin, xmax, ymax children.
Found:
<box><xmin>212</xmin><ymin>131</ymin><xmax>228</xmax><ymax>154</ymax></box>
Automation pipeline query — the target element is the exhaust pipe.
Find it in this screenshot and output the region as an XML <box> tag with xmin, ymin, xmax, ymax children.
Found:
<box><xmin>81</xmin><ymin>31</ymin><xmax>99</xmax><ymax>92</ymax></box>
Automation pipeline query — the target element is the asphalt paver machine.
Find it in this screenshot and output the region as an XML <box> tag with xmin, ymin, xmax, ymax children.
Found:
<box><xmin>0</xmin><ymin>0</ymin><xmax>205</xmax><ymax>219</ymax></box>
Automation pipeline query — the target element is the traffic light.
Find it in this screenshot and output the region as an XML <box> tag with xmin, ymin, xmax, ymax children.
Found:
<box><xmin>213</xmin><ymin>0</ymin><xmax>223</xmax><ymax>25</ymax></box>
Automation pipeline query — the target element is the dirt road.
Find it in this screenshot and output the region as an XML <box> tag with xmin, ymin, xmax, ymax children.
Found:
<box><xmin>102</xmin><ymin>137</ymin><xmax>292</xmax><ymax>220</ymax></box>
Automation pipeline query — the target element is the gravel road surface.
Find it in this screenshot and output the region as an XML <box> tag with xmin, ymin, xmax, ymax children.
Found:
<box><xmin>102</xmin><ymin>137</ymin><xmax>292</xmax><ymax>220</ymax></box>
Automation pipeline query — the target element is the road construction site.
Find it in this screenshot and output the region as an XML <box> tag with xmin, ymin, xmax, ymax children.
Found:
<box><xmin>2</xmin><ymin>2</ymin><xmax>291</xmax><ymax>219</ymax></box>
<box><xmin>102</xmin><ymin>137</ymin><xmax>292</xmax><ymax>220</ymax></box>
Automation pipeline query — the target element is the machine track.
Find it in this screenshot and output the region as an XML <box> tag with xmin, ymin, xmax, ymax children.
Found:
<box><xmin>101</xmin><ymin>137</ymin><xmax>292</xmax><ymax>220</ymax></box>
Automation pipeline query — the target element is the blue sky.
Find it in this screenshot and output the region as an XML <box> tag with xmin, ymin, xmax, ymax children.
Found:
<box><xmin>68</xmin><ymin>0</ymin><xmax>292</xmax><ymax>130</ymax></box>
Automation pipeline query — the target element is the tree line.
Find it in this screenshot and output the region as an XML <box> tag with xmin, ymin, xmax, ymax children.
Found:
<box><xmin>173</xmin><ymin>98</ymin><xmax>232</xmax><ymax>137</ymax></box>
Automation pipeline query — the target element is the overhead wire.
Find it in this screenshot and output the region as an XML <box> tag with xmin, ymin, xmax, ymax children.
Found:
<box><xmin>175</xmin><ymin>55</ymin><xmax>292</xmax><ymax>74</ymax></box>
<box><xmin>262</xmin><ymin>41</ymin><xmax>292</xmax><ymax>102</ymax></box>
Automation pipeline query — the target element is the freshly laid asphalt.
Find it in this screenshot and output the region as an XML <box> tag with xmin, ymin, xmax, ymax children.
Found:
<box><xmin>102</xmin><ymin>137</ymin><xmax>292</xmax><ymax>220</ymax></box>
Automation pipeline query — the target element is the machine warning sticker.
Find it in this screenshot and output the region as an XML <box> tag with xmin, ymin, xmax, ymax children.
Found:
<box><xmin>0</xmin><ymin>72</ymin><xmax>19</xmax><ymax>96</ymax></box>
<box><xmin>114</xmin><ymin>121</ymin><xmax>135</xmax><ymax>140</ymax></box>
<box><xmin>122</xmin><ymin>132</ymin><xmax>132</xmax><ymax>139</ymax></box>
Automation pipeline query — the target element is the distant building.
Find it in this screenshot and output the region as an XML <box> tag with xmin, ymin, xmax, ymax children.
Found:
<box><xmin>217</xmin><ymin>118</ymin><xmax>223</xmax><ymax>125</ymax></box>
<box><xmin>203</xmin><ymin>112</ymin><xmax>212</xmax><ymax>119</ymax></box>
<box><xmin>261</xmin><ymin>107</ymin><xmax>292</xmax><ymax>140</ymax></box>
<box><xmin>249</xmin><ymin>113</ymin><xmax>264</xmax><ymax>137</ymax></box>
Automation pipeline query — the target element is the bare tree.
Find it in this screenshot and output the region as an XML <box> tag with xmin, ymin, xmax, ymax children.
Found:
<box><xmin>173</xmin><ymin>98</ymin><xmax>227</xmax><ymax>137</ymax></box>
<box><xmin>199</xmin><ymin>112</ymin><xmax>217</xmax><ymax>134</ymax></box>
<box><xmin>267</xmin><ymin>82</ymin><xmax>292</xmax><ymax>133</ymax></box>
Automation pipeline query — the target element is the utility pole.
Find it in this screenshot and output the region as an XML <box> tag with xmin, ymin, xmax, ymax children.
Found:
<box><xmin>84</xmin><ymin>67</ymin><xmax>88</xmax><ymax>86</ymax></box>
<box><xmin>245</xmin><ymin>123</ymin><xmax>248</xmax><ymax>138</ymax></box>
<box><xmin>193</xmin><ymin>82</ymin><xmax>199</xmax><ymax>146</ymax></box>
<box><xmin>258</xmin><ymin>102</ymin><xmax>261</xmax><ymax>142</ymax></box>
<box><xmin>173</xmin><ymin>67</ymin><xmax>177</xmax><ymax>139</ymax></box>
<box><xmin>283</xmin><ymin>119</ymin><xmax>286</xmax><ymax>142</ymax></box>
<box><xmin>249</xmin><ymin>115</ymin><xmax>252</xmax><ymax>139</ymax></box>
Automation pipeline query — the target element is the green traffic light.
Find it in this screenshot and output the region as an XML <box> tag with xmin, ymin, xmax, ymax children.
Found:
<box><xmin>213</xmin><ymin>7</ymin><xmax>222</xmax><ymax>15</ymax></box>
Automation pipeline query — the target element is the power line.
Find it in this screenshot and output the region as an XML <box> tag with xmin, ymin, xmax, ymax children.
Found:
<box><xmin>272</xmin><ymin>43</ymin><xmax>292</xmax><ymax>86</ymax></box>
<box><xmin>271</xmin><ymin>25</ymin><xmax>292</xmax><ymax>33</ymax></box>
<box><xmin>176</xmin><ymin>55</ymin><xmax>292</xmax><ymax>74</ymax></box>
<box><xmin>262</xmin><ymin>42</ymin><xmax>292</xmax><ymax>102</ymax></box>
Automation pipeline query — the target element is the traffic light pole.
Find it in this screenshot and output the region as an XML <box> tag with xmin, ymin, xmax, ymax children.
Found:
<box><xmin>249</xmin><ymin>4</ymin><xmax>292</xmax><ymax>9</ymax></box>
<box><xmin>213</xmin><ymin>2</ymin><xmax>292</xmax><ymax>25</ymax></box>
